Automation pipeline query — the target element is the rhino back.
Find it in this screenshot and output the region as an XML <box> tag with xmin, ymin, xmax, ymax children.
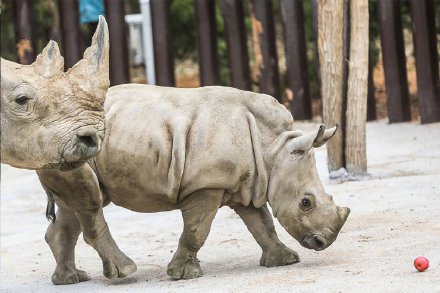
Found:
<box><xmin>93</xmin><ymin>84</ymin><xmax>293</xmax><ymax>212</ymax></box>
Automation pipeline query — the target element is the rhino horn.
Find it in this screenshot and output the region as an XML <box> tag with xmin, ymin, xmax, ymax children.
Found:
<box><xmin>286</xmin><ymin>124</ymin><xmax>338</xmax><ymax>153</ymax></box>
<box><xmin>337</xmin><ymin>206</ymin><xmax>350</xmax><ymax>226</ymax></box>
<box><xmin>33</xmin><ymin>40</ymin><xmax>64</xmax><ymax>78</ymax></box>
<box><xmin>67</xmin><ymin>16</ymin><xmax>110</xmax><ymax>98</ymax></box>
<box><xmin>312</xmin><ymin>124</ymin><xmax>338</xmax><ymax>148</ymax></box>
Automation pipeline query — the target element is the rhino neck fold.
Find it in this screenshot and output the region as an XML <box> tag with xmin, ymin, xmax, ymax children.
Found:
<box><xmin>247</xmin><ymin>113</ymin><xmax>269</xmax><ymax>208</ymax></box>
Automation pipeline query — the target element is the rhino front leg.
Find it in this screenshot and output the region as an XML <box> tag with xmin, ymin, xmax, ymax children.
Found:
<box><xmin>38</xmin><ymin>165</ymin><xmax>136</xmax><ymax>281</ymax></box>
<box><xmin>232</xmin><ymin>204</ymin><xmax>300</xmax><ymax>267</ymax></box>
<box><xmin>167</xmin><ymin>189</ymin><xmax>223</xmax><ymax>280</ymax></box>
<box><xmin>45</xmin><ymin>206</ymin><xmax>91</xmax><ymax>285</ymax></box>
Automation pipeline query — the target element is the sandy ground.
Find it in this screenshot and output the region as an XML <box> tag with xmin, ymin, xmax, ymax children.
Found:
<box><xmin>1</xmin><ymin>121</ymin><xmax>439</xmax><ymax>292</ymax></box>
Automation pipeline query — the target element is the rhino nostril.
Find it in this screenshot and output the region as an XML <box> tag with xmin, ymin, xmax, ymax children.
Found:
<box><xmin>77</xmin><ymin>135</ymin><xmax>97</xmax><ymax>148</ymax></box>
<box><xmin>314</xmin><ymin>236</ymin><xmax>325</xmax><ymax>248</ymax></box>
<box><xmin>302</xmin><ymin>235</ymin><xmax>327</xmax><ymax>251</ymax></box>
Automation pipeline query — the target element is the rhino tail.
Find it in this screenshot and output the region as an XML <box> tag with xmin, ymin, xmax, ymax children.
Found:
<box><xmin>45</xmin><ymin>191</ymin><xmax>56</xmax><ymax>223</ymax></box>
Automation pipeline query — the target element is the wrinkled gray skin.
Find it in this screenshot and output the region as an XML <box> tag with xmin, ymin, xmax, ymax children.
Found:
<box><xmin>37</xmin><ymin>85</ymin><xmax>350</xmax><ymax>285</ymax></box>
<box><xmin>1</xmin><ymin>17</ymin><xmax>109</xmax><ymax>170</ymax></box>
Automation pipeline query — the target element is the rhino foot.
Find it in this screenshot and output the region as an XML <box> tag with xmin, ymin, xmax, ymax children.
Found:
<box><xmin>260</xmin><ymin>245</ymin><xmax>300</xmax><ymax>267</ymax></box>
<box><xmin>167</xmin><ymin>256</ymin><xmax>203</xmax><ymax>280</ymax></box>
<box><xmin>52</xmin><ymin>266</ymin><xmax>91</xmax><ymax>285</ymax></box>
<box><xmin>102</xmin><ymin>255</ymin><xmax>137</xmax><ymax>279</ymax></box>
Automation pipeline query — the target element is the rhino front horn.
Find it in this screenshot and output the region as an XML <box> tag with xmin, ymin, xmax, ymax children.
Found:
<box><xmin>337</xmin><ymin>206</ymin><xmax>350</xmax><ymax>225</ymax></box>
<box><xmin>67</xmin><ymin>16</ymin><xmax>110</xmax><ymax>99</ymax></box>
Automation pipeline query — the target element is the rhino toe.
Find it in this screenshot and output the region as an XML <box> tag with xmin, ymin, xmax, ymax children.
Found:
<box><xmin>51</xmin><ymin>267</ymin><xmax>91</xmax><ymax>285</ymax></box>
<box><xmin>167</xmin><ymin>256</ymin><xmax>203</xmax><ymax>280</ymax></box>
<box><xmin>102</xmin><ymin>256</ymin><xmax>137</xmax><ymax>279</ymax></box>
<box><xmin>260</xmin><ymin>245</ymin><xmax>300</xmax><ymax>267</ymax></box>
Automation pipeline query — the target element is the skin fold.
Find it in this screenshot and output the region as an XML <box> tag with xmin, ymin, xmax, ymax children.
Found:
<box><xmin>37</xmin><ymin>84</ymin><xmax>350</xmax><ymax>285</ymax></box>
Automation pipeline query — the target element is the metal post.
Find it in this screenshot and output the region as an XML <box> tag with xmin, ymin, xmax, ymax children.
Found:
<box><xmin>281</xmin><ymin>0</ymin><xmax>312</xmax><ymax>119</ymax></box>
<box><xmin>409</xmin><ymin>0</ymin><xmax>440</xmax><ymax>123</ymax></box>
<box><xmin>221</xmin><ymin>0</ymin><xmax>251</xmax><ymax>90</ymax></box>
<box><xmin>151</xmin><ymin>0</ymin><xmax>175</xmax><ymax>86</ymax></box>
<box><xmin>140</xmin><ymin>0</ymin><xmax>156</xmax><ymax>85</ymax></box>
<box><xmin>377</xmin><ymin>0</ymin><xmax>411</xmax><ymax>122</ymax></box>
<box><xmin>105</xmin><ymin>0</ymin><xmax>130</xmax><ymax>85</ymax></box>
<box><xmin>59</xmin><ymin>0</ymin><xmax>82</xmax><ymax>70</ymax></box>
<box><xmin>251</xmin><ymin>0</ymin><xmax>280</xmax><ymax>99</ymax></box>
<box><xmin>12</xmin><ymin>0</ymin><xmax>35</xmax><ymax>65</ymax></box>
<box><xmin>194</xmin><ymin>0</ymin><xmax>219</xmax><ymax>86</ymax></box>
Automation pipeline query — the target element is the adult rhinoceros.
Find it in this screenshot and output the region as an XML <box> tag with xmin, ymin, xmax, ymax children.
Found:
<box><xmin>37</xmin><ymin>84</ymin><xmax>350</xmax><ymax>284</ymax></box>
<box><xmin>1</xmin><ymin>17</ymin><xmax>109</xmax><ymax>170</ymax></box>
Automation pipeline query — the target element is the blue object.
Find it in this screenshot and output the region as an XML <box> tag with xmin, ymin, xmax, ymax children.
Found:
<box><xmin>79</xmin><ymin>0</ymin><xmax>105</xmax><ymax>23</ymax></box>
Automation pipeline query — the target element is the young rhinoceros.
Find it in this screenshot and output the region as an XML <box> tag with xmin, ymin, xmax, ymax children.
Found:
<box><xmin>37</xmin><ymin>85</ymin><xmax>350</xmax><ymax>285</ymax></box>
<box><xmin>1</xmin><ymin>16</ymin><xmax>109</xmax><ymax>170</ymax></box>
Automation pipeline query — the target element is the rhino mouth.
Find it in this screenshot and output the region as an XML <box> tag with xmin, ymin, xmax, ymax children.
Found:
<box><xmin>301</xmin><ymin>234</ymin><xmax>327</xmax><ymax>251</ymax></box>
<box><xmin>43</xmin><ymin>160</ymin><xmax>87</xmax><ymax>171</ymax></box>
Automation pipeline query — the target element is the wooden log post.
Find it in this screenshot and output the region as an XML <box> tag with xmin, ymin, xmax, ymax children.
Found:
<box><xmin>345</xmin><ymin>0</ymin><xmax>369</xmax><ymax>174</ymax></box>
<box><xmin>151</xmin><ymin>0</ymin><xmax>175</xmax><ymax>86</ymax></box>
<box><xmin>317</xmin><ymin>0</ymin><xmax>345</xmax><ymax>172</ymax></box>
<box><xmin>377</xmin><ymin>0</ymin><xmax>411</xmax><ymax>123</ymax></box>
<box><xmin>221</xmin><ymin>0</ymin><xmax>251</xmax><ymax>90</ymax></box>
<box><xmin>194</xmin><ymin>0</ymin><xmax>219</xmax><ymax>86</ymax></box>
<box><xmin>59</xmin><ymin>0</ymin><xmax>82</xmax><ymax>69</ymax></box>
<box><xmin>409</xmin><ymin>0</ymin><xmax>440</xmax><ymax>123</ymax></box>
<box><xmin>105</xmin><ymin>0</ymin><xmax>130</xmax><ymax>85</ymax></box>
<box><xmin>250</xmin><ymin>0</ymin><xmax>280</xmax><ymax>100</ymax></box>
<box><xmin>281</xmin><ymin>0</ymin><xmax>312</xmax><ymax>120</ymax></box>
<box><xmin>12</xmin><ymin>0</ymin><xmax>35</xmax><ymax>65</ymax></box>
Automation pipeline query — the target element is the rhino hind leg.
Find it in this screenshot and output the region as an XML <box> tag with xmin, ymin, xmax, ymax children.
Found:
<box><xmin>232</xmin><ymin>204</ymin><xmax>300</xmax><ymax>267</ymax></box>
<box><xmin>38</xmin><ymin>165</ymin><xmax>137</xmax><ymax>281</ymax></box>
<box><xmin>45</xmin><ymin>206</ymin><xmax>91</xmax><ymax>285</ymax></box>
<box><xmin>167</xmin><ymin>189</ymin><xmax>223</xmax><ymax>280</ymax></box>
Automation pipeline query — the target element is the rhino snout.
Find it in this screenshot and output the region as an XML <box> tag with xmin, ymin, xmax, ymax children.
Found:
<box><xmin>75</xmin><ymin>129</ymin><xmax>103</xmax><ymax>157</ymax></box>
<box><xmin>61</xmin><ymin>128</ymin><xmax>103</xmax><ymax>167</ymax></box>
<box><xmin>300</xmin><ymin>206</ymin><xmax>350</xmax><ymax>251</ymax></box>
<box><xmin>301</xmin><ymin>234</ymin><xmax>327</xmax><ymax>251</ymax></box>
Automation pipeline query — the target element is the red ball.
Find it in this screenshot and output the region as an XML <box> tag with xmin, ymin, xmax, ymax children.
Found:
<box><xmin>414</xmin><ymin>256</ymin><xmax>429</xmax><ymax>272</ymax></box>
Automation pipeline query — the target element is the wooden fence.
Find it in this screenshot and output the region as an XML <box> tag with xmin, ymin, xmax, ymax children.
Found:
<box><xmin>10</xmin><ymin>0</ymin><xmax>440</xmax><ymax>123</ymax></box>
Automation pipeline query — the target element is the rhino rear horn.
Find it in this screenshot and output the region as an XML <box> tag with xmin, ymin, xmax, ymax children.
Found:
<box><xmin>67</xmin><ymin>16</ymin><xmax>110</xmax><ymax>98</ymax></box>
<box><xmin>286</xmin><ymin>124</ymin><xmax>338</xmax><ymax>153</ymax></box>
<box><xmin>33</xmin><ymin>40</ymin><xmax>64</xmax><ymax>78</ymax></box>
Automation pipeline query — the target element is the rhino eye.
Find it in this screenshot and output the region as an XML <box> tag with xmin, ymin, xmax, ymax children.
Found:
<box><xmin>302</xmin><ymin>198</ymin><xmax>311</xmax><ymax>206</ymax></box>
<box><xmin>300</xmin><ymin>198</ymin><xmax>312</xmax><ymax>210</ymax></box>
<box><xmin>15</xmin><ymin>95</ymin><xmax>31</xmax><ymax>105</ymax></box>
<box><xmin>291</xmin><ymin>150</ymin><xmax>304</xmax><ymax>156</ymax></box>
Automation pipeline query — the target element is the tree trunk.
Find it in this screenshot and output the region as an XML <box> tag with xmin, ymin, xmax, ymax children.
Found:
<box><xmin>317</xmin><ymin>0</ymin><xmax>345</xmax><ymax>172</ymax></box>
<box><xmin>345</xmin><ymin>0</ymin><xmax>369</xmax><ymax>174</ymax></box>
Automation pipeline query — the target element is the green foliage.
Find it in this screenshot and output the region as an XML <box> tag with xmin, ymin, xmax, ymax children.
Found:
<box><xmin>214</xmin><ymin>1</ymin><xmax>230</xmax><ymax>86</ymax></box>
<box><xmin>1</xmin><ymin>1</ymin><xmax>59</xmax><ymax>61</ymax></box>
<box><xmin>1</xmin><ymin>1</ymin><xmax>16</xmax><ymax>61</ymax></box>
<box><xmin>170</xmin><ymin>0</ymin><xmax>197</xmax><ymax>60</ymax></box>
<box><xmin>169</xmin><ymin>0</ymin><xmax>231</xmax><ymax>85</ymax></box>
<box><xmin>302</xmin><ymin>0</ymin><xmax>321</xmax><ymax>99</ymax></box>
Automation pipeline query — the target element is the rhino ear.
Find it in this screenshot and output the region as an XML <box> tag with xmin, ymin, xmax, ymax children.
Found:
<box><xmin>32</xmin><ymin>40</ymin><xmax>64</xmax><ymax>78</ymax></box>
<box><xmin>67</xmin><ymin>16</ymin><xmax>110</xmax><ymax>98</ymax></box>
<box><xmin>286</xmin><ymin>124</ymin><xmax>338</xmax><ymax>153</ymax></box>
